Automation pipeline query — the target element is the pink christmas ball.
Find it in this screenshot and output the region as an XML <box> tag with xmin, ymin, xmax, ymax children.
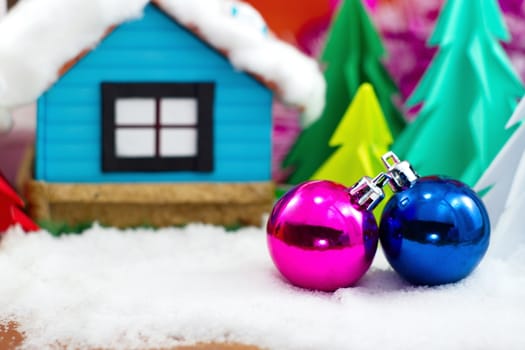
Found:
<box><xmin>267</xmin><ymin>180</ymin><xmax>379</xmax><ymax>291</ymax></box>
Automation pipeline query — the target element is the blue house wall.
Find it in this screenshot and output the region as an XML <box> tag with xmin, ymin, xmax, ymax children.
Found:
<box><xmin>36</xmin><ymin>4</ymin><xmax>272</xmax><ymax>183</ymax></box>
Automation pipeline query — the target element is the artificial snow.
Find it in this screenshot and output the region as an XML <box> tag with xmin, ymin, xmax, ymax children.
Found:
<box><xmin>1</xmin><ymin>223</ymin><xmax>524</xmax><ymax>350</ymax></box>
<box><xmin>0</xmin><ymin>0</ymin><xmax>325</xmax><ymax>131</ymax></box>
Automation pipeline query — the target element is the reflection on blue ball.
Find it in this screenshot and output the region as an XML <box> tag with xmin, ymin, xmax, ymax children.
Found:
<box><xmin>379</xmin><ymin>176</ymin><xmax>490</xmax><ymax>286</ymax></box>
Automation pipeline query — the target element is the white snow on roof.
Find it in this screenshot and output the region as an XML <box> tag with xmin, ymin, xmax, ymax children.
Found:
<box><xmin>0</xmin><ymin>0</ymin><xmax>148</xmax><ymax>131</ymax></box>
<box><xmin>0</xmin><ymin>0</ymin><xmax>325</xmax><ymax>130</ymax></box>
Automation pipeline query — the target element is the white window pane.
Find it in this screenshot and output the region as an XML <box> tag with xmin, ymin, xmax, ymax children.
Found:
<box><xmin>116</xmin><ymin>128</ymin><xmax>155</xmax><ymax>157</ymax></box>
<box><xmin>116</xmin><ymin>98</ymin><xmax>155</xmax><ymax>125</ymax></box>
<box><xmin>160</xmin><ymin>98</ymin><xmax>197</xmax><ymax>125</ymax></box>
<box><xmin>160</xmin><ymin>128</ymin><xmax>197</xmax><ymax>157</ymax></box>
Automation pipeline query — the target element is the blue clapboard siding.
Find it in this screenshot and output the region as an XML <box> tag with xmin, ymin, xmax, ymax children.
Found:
<box><xmin>36</xmin><ymin>4</ymin><xmax>273</xmax><ymax>183</ymax></box>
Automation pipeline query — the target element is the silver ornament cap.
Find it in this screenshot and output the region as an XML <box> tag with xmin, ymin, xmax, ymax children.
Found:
<box><xmin>348</xmin><ymin>172</ymin><xmax>390</xmax><ymax>211</ymax></box>
<box><xmin>381</xmin><ymin>151</ymin><xmax>420</xmax><ymax>192</ymax></box>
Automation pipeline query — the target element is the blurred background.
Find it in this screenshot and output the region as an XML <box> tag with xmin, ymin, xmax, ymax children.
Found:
<box><xmin>2</xmin><ymin>0</ymin><xmax>525</xmax><ymax>187</ymax></box>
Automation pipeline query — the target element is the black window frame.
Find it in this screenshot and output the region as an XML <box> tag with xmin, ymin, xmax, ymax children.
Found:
<box><xmin>101</xmin><ymin>82</ymin><xmax>214</xmax><ymax>173</ymax></box>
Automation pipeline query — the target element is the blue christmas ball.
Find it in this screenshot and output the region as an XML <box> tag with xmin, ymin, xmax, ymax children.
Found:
<box><xmin>379</xmin><ymin>176</ymin><xmax>490</xmax><ymax>286</ymax></box>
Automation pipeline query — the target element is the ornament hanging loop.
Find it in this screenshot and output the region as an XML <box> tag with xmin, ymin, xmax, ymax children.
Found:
<box><xmin>348</xmin><ymin>172</ymin><xmax>389</xmax><ymax>211</ymax></box>
<box><xmin>381</xmin><ymin>151</ymin><xmax>419</xmax><ymax>192</ymax></box>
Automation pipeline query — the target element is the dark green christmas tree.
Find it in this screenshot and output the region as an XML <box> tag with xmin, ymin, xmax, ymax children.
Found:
<box><xmin>283</xmin><ymin>0</ymin><xmax>404</xmax><ymax>184</ymax></box>
<box><xmin>393</xmin><ymin>0</ymin><xmax>524</xmax><ymax>186</ymax></box>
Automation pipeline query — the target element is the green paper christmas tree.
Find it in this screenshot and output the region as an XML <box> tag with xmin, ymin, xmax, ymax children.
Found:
<box><xmin>312</xmin><ymin>83</ymin><xmax>393</xmax><ymax>218</ymax></box>
<box><xmin>282</xmin><ymin>0</ymin><xmax>404</xmax><ymax>184</ymax></box>
<box><xmin>393</xmin><ymin>0</ymin><xmax>524</xmax><ymax>186</ymax></box>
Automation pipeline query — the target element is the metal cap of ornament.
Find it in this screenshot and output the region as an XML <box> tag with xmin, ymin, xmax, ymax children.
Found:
<box><xmin>381</xmin><ymin>151</ymin><xmax>419</xmax><ymax>192</ymax></box>
<box><xmin>348</xmin><ymin>172</ymin><xmax>390</xmax><ymax>211</ymax></box>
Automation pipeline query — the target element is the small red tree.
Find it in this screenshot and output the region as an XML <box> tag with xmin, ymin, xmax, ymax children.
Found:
<box><xmin>0</xmin><ymin>173</ymin><xmax>38</xmax><ymax>233</ymax></box>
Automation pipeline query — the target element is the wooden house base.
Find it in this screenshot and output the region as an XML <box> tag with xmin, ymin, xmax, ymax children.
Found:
<box><xmin>24</xmin><ymin>181</ymin><xmax>274</xmax><ymax>228</ymax></box>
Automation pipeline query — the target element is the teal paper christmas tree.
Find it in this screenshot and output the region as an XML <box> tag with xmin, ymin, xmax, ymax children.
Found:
<box><xmin>283</xmin><ymin>0</ymin><xmax>404</xmax><ymax>184</ymax></box>
<box><xmin>393</xmin><ymin>0</ymin><xmax>524</xmax><ymax>186</ymax></box>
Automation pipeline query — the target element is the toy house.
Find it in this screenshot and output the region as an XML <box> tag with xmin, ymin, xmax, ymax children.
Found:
<box><xmin>0</xmin><ymin>0</ymin><xmax>325</xmax><ymax>228</ymax></box>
